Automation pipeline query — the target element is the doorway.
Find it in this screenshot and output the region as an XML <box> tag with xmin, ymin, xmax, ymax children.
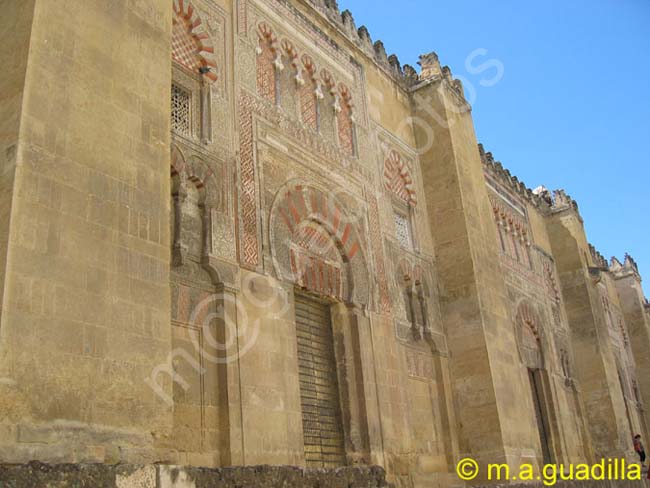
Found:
<box><xmin>528</xmin><ymin>368</ymin><xmax>553</xmax><ymax>465</ymax></box>
<box><xmin>295</xmin><ymin>293</ymin><xmax>346</xmax><ymax>467</ymax></box>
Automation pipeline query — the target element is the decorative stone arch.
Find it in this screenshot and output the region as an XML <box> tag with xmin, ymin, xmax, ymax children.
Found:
<box><xmin>170</xmin><ymin>143</ymin><xmax>186</xmax><ymax>174</ymax></box>
<box><xmin>515</xmin><ymin>299</ymin><xmax>560</xmax><ymax>465</ymax></box>
<box><xmin>171</xmin><ymin>145</ymin><xmax>203</xmax><ymax>265</ymax></box>
<box><xmin>515</xmin><ymin>300</ymin><xmax>545</xmax><ymax>370</ymax></box>
<box><xmin>185</xmin><ymin>156</ymin><xmax>219</xmax><ymax>209</ymax></box>
<box><xmin>172</xmin><ymin>0</ymin><xmax>218</xmax><ymax>81</ymax></box>
<box><xmin>171</xmin><ymin>145</ymin><xmax>220</xmax><ymax>206</ymax></box>
<box><xmin>337</xmin><ymin>83</ymin><xmax>356</xmax><ymax>156</ymax></box>
<box><xmin>168</xmin><ymin>144</ymin><xmax>235</xmax><ymax>461</ymax></box>
<box><xmin>255</xmin><ymin>22</ymin><xmax>283</xmax><ymax>103</ymax></box>
<box><xmin>301</xmin><ymin>54</ymin><xmax>318</xmax><ymax>82</ymax></box>
<box><xmin>296</xmin><ymin>54</ymin><xmax>320</xmax><ymax>131</ymax></box>
<box><xmin>320</xmin><ymin>69</ymin><xmax>336</xmax><ymax>94</ymax></box>
<box><xmin>269</xmin><ymin>180</ymin><xmax>369</xmax><ymax>307</ymax></box>
<box><xmin>384</xmin><ymin>150</ymin><xmax>417</xmax><ymax>207</ymax></box>
<box><xmin>311</xmin><ymin>68</ymin><xmax>335</xmax><ymax>139</ymax></box>
<box><xmin>280</xmin><ymin>38</ymin><xmax>299</xmax><ymax>69</ymax></box>
<box><xmin>170</xmin><ymin>145</ymin><xmax>221</xmax><ymax>282</ymax></box>
<box><xmin>171</xmin><ymin>144</ymin><xmax>220</xmax><ymax>209</ymax></box>
<box><xmin>257</xmin><ymin>21</ymin><xmax>278</xmax><ymax>46</ymax></box>
<box><xmin>339</xmin><ymin>83</ymin><xmax>353</xmax><ymax>109</ymax></box>
<box><xmin>300</xmin><ymin>54</ymin><xmax>321</xmax><ymax>97</ymax></box>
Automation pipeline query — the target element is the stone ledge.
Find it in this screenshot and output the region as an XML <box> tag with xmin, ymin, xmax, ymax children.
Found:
<box><xmin>0</xmin><ymin>462</ymin><xmax>390</xmax><ymax>487</ymax></box>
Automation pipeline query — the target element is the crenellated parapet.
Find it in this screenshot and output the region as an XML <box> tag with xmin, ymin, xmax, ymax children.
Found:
<box><xmin>411</xmin><ymin>52</ymin><xmax>465</xmax><ymax>97</ymax></box>
<box><xmin>479</xmin><ymin>141</ymin><xmax>644</xmax><ymax>293</ymax></box>
<box><xmin>588</xmin><ymin>244</ymin><xmax>609</xmax><ymax>269</ymax></box>
<box><xmin>478</xmin><ymin>143</ymin><xmax>584</xmax><ymax>220</ymax></box>
<box><xmin>546</xmin><ymin>189</ymin><xmax>580</xmax><ymax>216</ymax></box>
<box><xmin>479</xmin><ymin>143</ymin><xmax>552</xmax><ymax>212</ymax></box>
<box><xmin>303</xmin><ymin>2</ymin><xmax>464</xmax><ymax>97</ymax></box>
<box><xmin>610</xmin><ymin>254</ymin><xmax>642</xmax><ymax>281</ymax></box>
<box><xmin>549</xmin><ymin>189</ymin><xmax>580</xmax><ymax>216</ymax></box>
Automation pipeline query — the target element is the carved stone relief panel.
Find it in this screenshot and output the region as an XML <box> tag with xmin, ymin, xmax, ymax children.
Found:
<box><xmin>385</xmin><ymin>240</ymin><xmax>444</xmax><ymax>351</ymax></box>
<box><xmin>236</xmin><ymin>86</ymin><xmax>371</xmax><ymax>268</ymax></box>
<box><xmin>267</xmin><ymin>178</ymin><xmax>370</xmax><ymax>306</ymax></box>
<box><xmin>234</xmin><ymin>0</ymin><xmax>383</xmax><ymax>269</ymax></box>
<box><xmin>254</xmin><ymin>129</ymin><xmax>371</xmax><ymax>303</ymax></box>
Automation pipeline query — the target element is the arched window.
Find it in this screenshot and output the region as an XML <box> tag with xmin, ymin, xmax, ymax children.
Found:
<box><xmin>298</xmin><ymin>54</ymin><xmax>319</xmax><ymax>132</ymax></box>
<box><xmin>318</xmin><ymin>69</ymin><xmax>337</xmax><ymax>139</ymax></box>
<box><xmin>384</xmin><ymin>150</ymin><xmax>417</xmax><ymax>250</ymax></box>
<box><xmin>488</xmin><ymin>196</ymin><xmax>533</xmax><ymax>267</ymax></box>
<box><xmin>256</xmin><ymin>23</ymin><xmax>281</xmax><ymax>104</ymax></box>
<box><xmin>337</xmin><ymin>84</ymin><xmax>356</xmax><ymax>157</ymax></box>
<box><xmin>171</xmin><ymin>0</ymin><xmax>217</xmax><ymax>142</ymax></box>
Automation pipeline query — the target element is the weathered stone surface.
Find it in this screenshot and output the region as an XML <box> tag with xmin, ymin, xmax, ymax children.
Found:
<box><xmin>0</xmin><ymin>463</ymin><xmax>389</xmax><ymax>488</ymax></box>
<box><xmin>0</xmin><ymin>1</ymin><xmax>646</xmax><ymax>487</ymax></box>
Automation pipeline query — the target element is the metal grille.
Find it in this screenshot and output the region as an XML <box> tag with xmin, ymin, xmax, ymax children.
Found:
<box><xmin>295</xmin><ymin>294</ymin><xmax>346</xmax><ymax>468</ymax></box>
<box><xmin>171</xmin><ymin>84</ymin><xmax>191</xmax><ymax>136</ymax></box>
<box><xmin>394</xmin><ymin>211</ymin><xmax>412</xmax><ymax>248</ymax></box>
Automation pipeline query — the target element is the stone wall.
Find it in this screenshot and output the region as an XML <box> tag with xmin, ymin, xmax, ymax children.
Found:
<box><xmin>0</xmin><ymin>0</ymin><xmax>35</xmax><ymax>353</ymax></box>
<box><xmin>1</xmin><ymin>0</ymin><xmax>648</xmax><ymax>487</ymax></box>
<box><xmin>0</xmin><ymin>463</ymin><xmax>389</xmax><ymax>488</ymax></box>
<box><xmin>0</xmin><ymin>0</ymin><xmax>175</xmax><ymax>465</ymax></box>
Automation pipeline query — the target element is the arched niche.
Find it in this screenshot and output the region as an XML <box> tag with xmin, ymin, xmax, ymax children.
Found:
<box><xmin>269</xmin><ymin>180</ymin><xmax>369</xmax><ymax>308</ymax></box>
<box><xmin>168</xmin><ymin>142</ymin><xmax>248</xmax><ymax>462</ymax></box>
<box><xmin>515</xmin><ymin>300</ymin><xmax>545</xmax><ymax>370</ymax></box>
<box><xmin>170</xmin><ymin>144</ymin><xmax>221</xmax><ymax>283</ymax></box>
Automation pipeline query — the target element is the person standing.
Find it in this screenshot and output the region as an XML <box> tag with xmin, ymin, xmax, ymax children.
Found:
<box><xmin>634</xmin><ymin>434</ymin><xmax>646</xmax><ymax>462</ymax></box>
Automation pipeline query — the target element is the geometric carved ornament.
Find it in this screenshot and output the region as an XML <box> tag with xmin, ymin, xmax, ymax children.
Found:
<box><xmin>384</xmin><ymin>150</ymin><xmax>417</xmax><ymax>206</ymax></box>
<box><xmin>172</xmin><ymin>0</ymin><xmax>218</xmax><ymax>82</ymax></box>
<box><xmin>269</xmin><ymin>181</ymin><xmax>369</xmax><ymax>306</ymax></box>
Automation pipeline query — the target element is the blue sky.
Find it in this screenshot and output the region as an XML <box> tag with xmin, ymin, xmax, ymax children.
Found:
<box><xmin>339</xmin><ymin>0</ymin><xmax>650</xmax><ymax>295</ymax></box>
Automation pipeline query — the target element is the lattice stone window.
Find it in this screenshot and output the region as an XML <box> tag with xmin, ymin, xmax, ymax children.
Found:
<box><xmin>394</xmin><ymin>211</ymin><xmax>412</xmax><ymax>249</ymax></box>
<box><xmin>171</xmin><ymin>84</ymin><xmax>191</xmax><ymax>137</ymax></box>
